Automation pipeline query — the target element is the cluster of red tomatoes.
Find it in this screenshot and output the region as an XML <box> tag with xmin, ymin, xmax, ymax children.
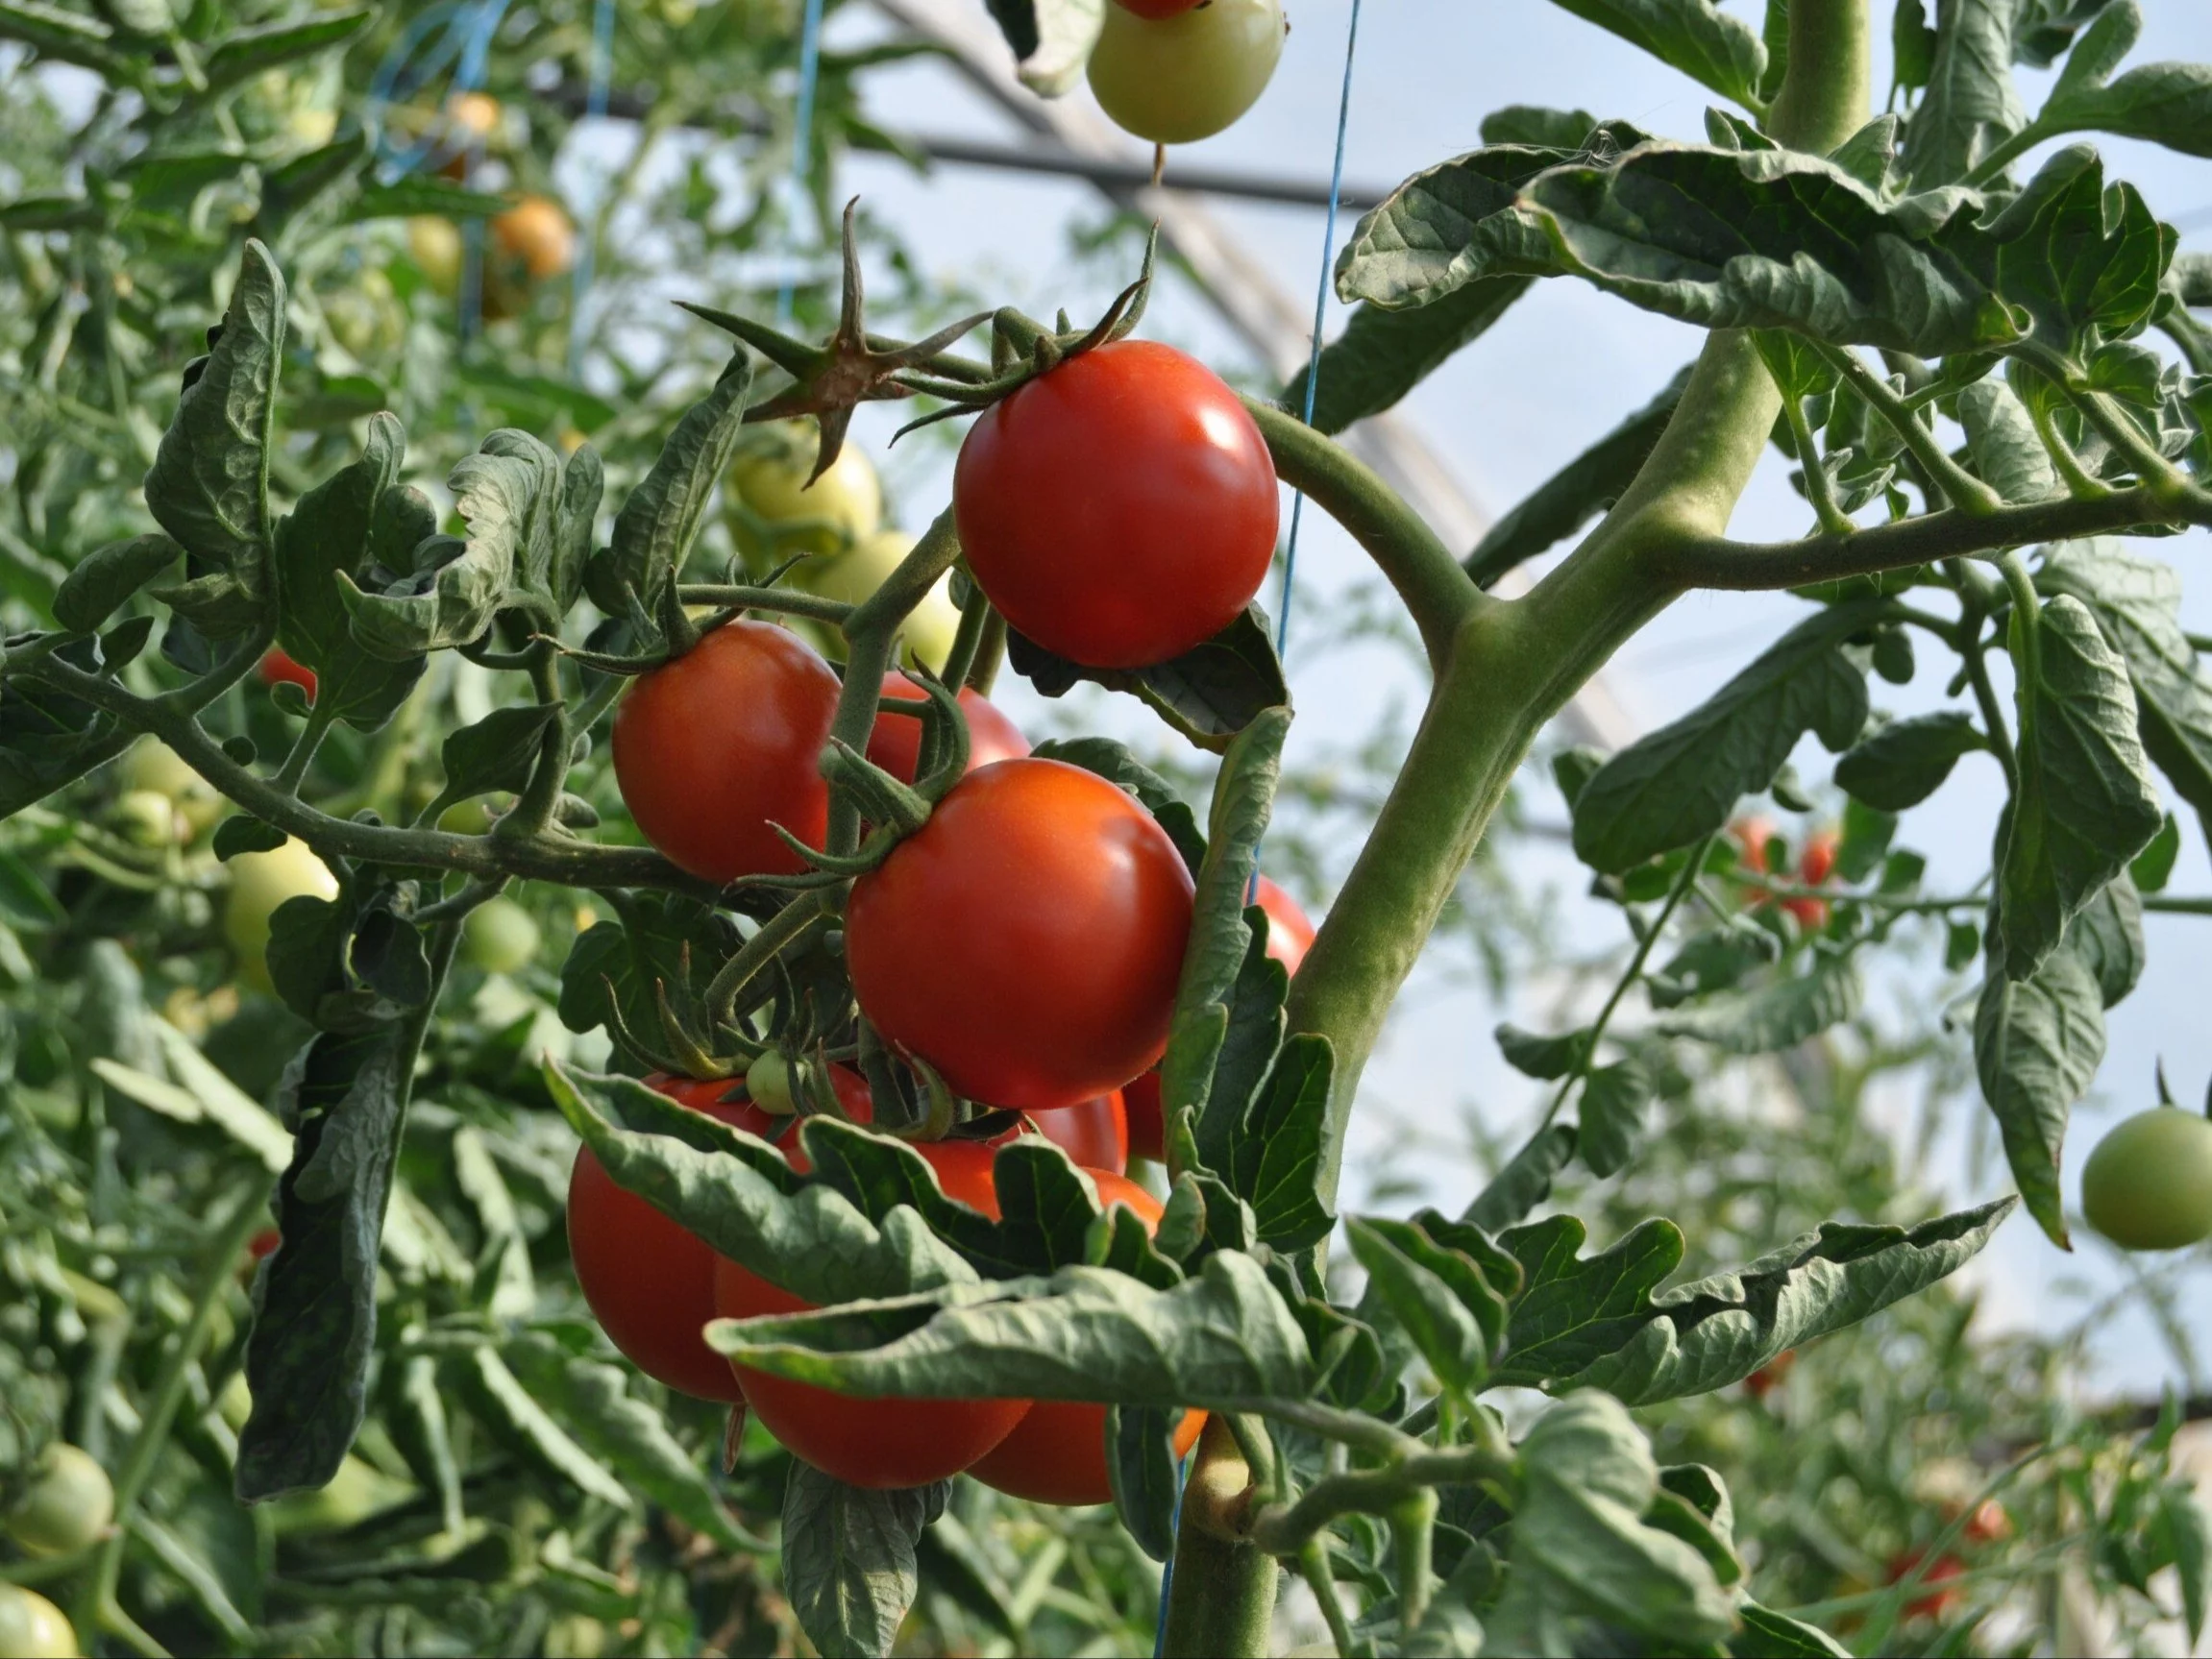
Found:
<box><xmin>574</xmin><ymin>340</ymin><xmax>1311</xmax><ymax>1498</ymax></box>
<box><xmin>1730</xmin><ymin>815</ymin><xmax>1840</xmax><ymax>928</ymax></box>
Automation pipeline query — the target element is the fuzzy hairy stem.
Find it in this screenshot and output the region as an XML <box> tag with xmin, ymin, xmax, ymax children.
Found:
<box><xmin>1161</xmin><ymin>1416</ymin><xmax>1277</xmax><ymax>1658</ymax></box>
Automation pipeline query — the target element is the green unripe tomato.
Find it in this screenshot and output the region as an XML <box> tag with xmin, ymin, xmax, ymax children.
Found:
<box><xmin>0</xmin><ymin>1585</ymin><xmax>79</xmax><ymax>1657</ymax></box>
<box><xmin>729</xmin><ymin>424</ymin><xmax>882</xmax><ymax>549</ymax></box>
<box><xmin>408</xmin><ymin>216</ymin><xmax>465</xmax><ymax>297</ymax></box>
<box><xmin>794</xmin><ymin>529</ymin><xmax>963</xmax><ymax>672</ymax></box>
<box><xmin>113</xmin><ymin>788</ymin><xmax>182</xmax><ymax>847</ymax></box>
<box><xmin>323</xmin><ymin>266</ymin><xmax>406</xmax><ymax>360</ymax></box>
<box><xmin>2081</xmin><ymin>1108</ymin><xmax>2212</xmax><ymax>1251</ymax></box>
<box><xmin>464</xmin><ymin>896</ymin><xmax>541</xmax><ymax>974</ymax></box>
<box><xmin>121</xmin><ymin>739</ymin><xmax>222</xmax><ymax>835</ymax></box>
<box><xmin>1087</xmin><ymin>0</ymin><xmax>1286</xmax><ymax>145</ymax></box>
<box><xmin>745</xmin><ymin>1051</ymin><xmax>798</xmax><ymax>1115</ymax></box>
<box><xmin>437</xmin><ymin>796</ymin><xmax>500</xmax><ymax>836</ymax></box>
<box><xmin>224</xmin><ymin>838</ymin><xmax>339</xmax><ymax>995</ymax></box>
<box><xmin>5</xmin><ymin>1444</ymin><xmax>113</xmax><ymax>1557</ymax></box>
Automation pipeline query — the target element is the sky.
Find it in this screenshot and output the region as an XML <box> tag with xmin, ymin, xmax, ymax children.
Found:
<box><xmin>733</xmin><ymin>0</ymin><xmax>2212</xmax><ymax>1399</ymax></box>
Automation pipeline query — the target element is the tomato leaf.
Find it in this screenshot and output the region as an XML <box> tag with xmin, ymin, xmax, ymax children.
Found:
<box><xmin>1484</xmin><ymin>1394</ymin><xmax>1738</xmax><ymax>1654</ymax></box>
<box><xmin>2039</xmin><ymin>539</ymin><xmax>2212</xmax><ymax>849</ymax></box>
<box><xmin>1545</xmin><ymin>0</ymin><xmax>1766</xmax><ymax>110</ymax></box>
<box><xmin>977</xmin><ymin>0</ymin><xmax>1103</xmax><ymax>98</ymax></box>
<box><xmin>1975</xmin><ymin>917</ymin><xmax>2108</xmax><ymax>1248</ymax></box>
<box><xmin>502</xmin><ymin>1334</ymin><xmax>753</xmax><ymax>1550</ymax></box>
<box><xmin>144</xmin><ymin>239</ymin><xmax>283</xmax><ymax>606</ymax></box>
<box><xmin>1006</xmin><ymin>608</ymin><xmax>1288</xmax><ymax>753</ymax></box>
<box><xmin>1163</xmin><ymin>706</ymin><xmax>1286</xmax><ymax>1149</ymax></box>
<box><xmin>781</xmin><ymin>1464</ymin><xmax>944</xmax><ymax>1659</ymax></box>
<box><xmin>440</xmin><ymin>704</ymin><xmax>561</xmax><ymax>803</ymax></box>
<box><xmin>588</xmin><ymin>351</ymin><xmax>754</xmax><ymax>618</ymax></box>
<box><xmin>200</xmin><ymin>9</ymin><xmax>372</xmax><ymax>91</ymax></box>
<box><xmin>1489</xmin><ymin>1199</ymin><xmax>2014</xmax><ymax>1401</ymax></box>
<box><xmin>1997</xmin><ymin>593</ymin><xmax>2164</xmax><ymax>981</ymax></box>
<box><xmin>1495</xmin><ymin>1023</ymin><xmax>1595</xmax><ymax>1081</ymax></box>
<box><xmin>554</xmin><ymin>896</ymin><xmax>734</xmax><ymax>1055</ymax></box>
<box><xmin>1655</xmin><ymin>955</ymin><xmax>1863</xmax><ymax>1054</ymax></box>
<box><xmin>1282</xmin><ymin>277</ymin><xmax>1532</xmax><ymax>437</ymax></box>
<box><xmin>1833</xmin><ymin>710</ymin><xmax>1986</xmax><ymax>810</ymax></box>
<box><xmin>236</xmin><ymin>1027</ymin><xmax>409</xmax><ymax>1500</ymax></box>
<box><xmin>273</xmin><ymin>411</ymin><xmax>431</xmax><ymax>730</ymax></box>
<box><xmin>1731</xmin><ymin>1601</ymin><xmax>1853</xmax><ymax>1658</ymax></box>
<box><xmin>1904</xmin><ymin>0</ymin><xmax>2028</xmax><ymax>185</ymax></box>
<box><xmin>1576</xmin><ymin>1060</ymin><xmax>1652</xmax><ymax>1179</ymax></box>
<box><xmin>1345</xmin><ymin>1214</ymin><xmax>1506</xmax><ymax>1396</ymax></box>
<box><xmin>1572</xmin><ymin>602</ymin><xmax>1878</xmax><ymax>872</ymax></box>
<box><xmin>1105</xmin><ymin>1404</ymin><xmax>1182</xmax><ymax>1562</ymax></box>
<box><xmin>51</xmin><ymin>533</ymin><xmax>181</xmax><ymax>633</ymax></box>
<box><xmin>1465</xmin><ymin>1123</ymin><xmax>1580</xmax><ymax>1232</ymax></box>
<box><xmin>1958</xmin><ymin>375</ymin><xmax>2059</xmax><ymax>504</ymax></box>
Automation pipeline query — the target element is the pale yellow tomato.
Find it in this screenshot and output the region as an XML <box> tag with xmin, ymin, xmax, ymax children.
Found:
<box><xmin>1088</xmin><ymin>0</ymin><xmax>1287</xmax><ymax>145</ymax></box>
<box><xmin>224</xmin><ymin>838</ymin><xmax>339</xmax><ymax>994</ymax></box>
<box><xmin>795</xmin><ymin>529</ymin><xmax>962</xmax><ymax>671</ymax></box>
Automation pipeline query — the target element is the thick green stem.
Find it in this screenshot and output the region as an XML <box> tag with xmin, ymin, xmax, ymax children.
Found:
<box><xmin>1161</xmin><ymin>1417</ymin><xmax>1276</xmax><ymax>1659</ymax></box>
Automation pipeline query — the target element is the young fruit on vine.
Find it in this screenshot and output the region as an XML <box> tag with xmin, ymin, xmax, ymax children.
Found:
<box><xmin>258</xmin><ymin>647</ymin><xmax>317</xmax><ymax>700</ymax></box>
<box><xmin>1127</xmin><ymin>874</ymin><xmax>1312</xmax><ymax>1159</ymax></box>
<box><xmin>846</xmin><ymin>758</ymin><xmax>1194</xmax><ymax>1110</ymax></box>
<box><xmin>121</xmin><ymin>739</ymin><xmax>222</xmax><ymax>837</ymax></box>
<box><xmin>712</xmin><ymin>1135</ymin><xmax>1028</xmax><ymax>1486</ymax></box>
<box><xmin>611</xmin><ymin>620</ymin><xmax>841</xmax><ymax>883</ymax></box>
<box><xmin>1782</xmin><ymin>827</ymin><xmax>1839</xmax><ymax>927</ymax></box>
<box><xmin>954</xmin><ymin>339</ymin><xmax>1277</xmax><ymax>669</ymax></box>
<box><xmin>866</xmin><ymin>673</ymin><xmax>1030</xmax><ymax>784</ymax></box>
<box><xmin>794</xmin><ymin>529</ymin><xmax>963</xmax><ymax>671</ymax></box>
<box><xmin>727</xmin><ymin>421</ymin><xmax>882</xmax><ymax>561</ymax></box>
<box><xmin>2079</xmin><ymin>1107</ymin><xmax>2212</xmax><ymax>1251</ymax></box>
<box><xmin>970</xmin><ymin>1169</ymin><xmax>1202</xmax><ymax>1502</ymax></box>
<box><xmin>0</xmin><ymin>1585</ymin><xmax>79</xmax><ymax>1658</ymax></box>
<box><xmin>569</xmin><ymin>1069</ymin><xmax>865</xmax><ymax>1401</ymax></box>
<box><xmin>490</xmin><ymin>195</ymin><xmax>576</xmax><ymax>281</ymax></box>
<box><xmin>1087</xmin><ymin>0</ymin><xmax>1287</xmax><ymax>146</ymax></box>
<box><xmin>3</xmin><ymin>1444</ymin><xmax>113</xmax><ymax>1557</ymax></box>
<box><xmin>406</xmin><ymin>216</ymin><xmax>465</xmax><ymax>298</ymax></box>
<box><xmin>224</xmin><ymin>838</ymin><xmax>338</xmax><ymax>995</ymax></box>
<box><xmin>1029</xmin><ymin>1090</ymin><xmax>1128</xmax><ymax>1174</ymax></box>
<box><xmin>462</xmin><ymin>896</ymin><xmax>541</xmax><ymax>974</ymax></box>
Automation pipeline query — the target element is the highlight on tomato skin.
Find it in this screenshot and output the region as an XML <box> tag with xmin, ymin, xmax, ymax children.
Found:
<box><xmin>954</xmin><ymin>340</ymin><xmax>1277</xmax><ymax>671</ymax></box>
<box><xmin>611</xmin><ymin>620</ymin><xmax>841</xmax><ymax>884</ymax></box>
<box><xmin>967</xmin><ymin>1171</ymin><xmax>1204</xmax><ymax>1504</ymax></box>
<box><xmin>712</xmin><ymin>1136</ymin><xmax>1028</xmax><ymax>1489</ymax></box>
<box><xmin>846</xmin><ymin>758</ymin><xmax>1195</xmax><ymax>1111</ymax></box>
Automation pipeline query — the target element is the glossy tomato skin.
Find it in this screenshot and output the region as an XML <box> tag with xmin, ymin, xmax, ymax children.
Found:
<box><xmin>613</xmin><ymin>621</ymin><xmax>841</xmax><ymax>883</ymax></box>
<box><xmin>258</xmin><ymin>647</ymin><xmax>317</xmax><ymax>698</ymax></box>
<box><xmin>1253</xmin><ymin>875</ymin><xmax>1315</xmax><ymax>976</ymax></box>
<box><xmin>848</xmin><ymin>759</ymin><xmax>1194</xmax><ymax>1110</ymax></box>
<box><xmin>969</xmin><ymin>1172</ymin><xmax>1203</xmax><ymax>1503</ymax></box>
<box><xmin>569</xmin><ymin>1070</ymin><xmax>871</xmax><ymax>1403</ymax></box>
<box><xmin>865</xmin><ymin>673</ymin><xmax>1030</xmax><ymax>785</ymax></box>
<box><xmin>1088</xmin><ymin>0</ymin><xmax>1286</xmax><ymax>146</ymax></box>
<box><xmin>1030</xmin><ymin>1091</ymin><xmax>1127</xmax><ymax>1174</ymax></box>
<box><xmin>955</xmin><ymin>341</ymin><xmax>1277</xmax><ymax>670</ymax></box>
<box><xmin>713</xmin><ymin>1137</ymin><xmax>1026</xmax><ymax>1487</ymax></box>
<box><xmin>2080</xmin><ymin>1108</ymin><xmax>2212</xmax><ymax>1250</ymax></box>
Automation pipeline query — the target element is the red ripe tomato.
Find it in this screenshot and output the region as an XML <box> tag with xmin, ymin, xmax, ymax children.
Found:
<box><xmin>865</xmin><ymin>672</ymin><xmax>1030</xmax><ymax>785</ymax></box>
<box><xmin>969</xmin><ymin>1171</ymin><xmax>1204</xmax><ymax>1503</ymax></box>
<box><xmin>1125</xmin><ymin>1068</ymin><xmax>1167</xmax><ymax>1163</ymax></box>
<box><xmin>1962</xmin><ymin>1499</ymin><xmax>2010</xmax><ymax>1544</ymax></box>
<box><xmin>1886</xmin><ymin>1549</ymin><xmax>1964</xmax><ymax>1620</ymax></box>
<box><xmin>248</xmin><ymin>1228</ymin><xmax>282</xmax><ymax>1262</ymax></box>
<box><xmin>258</xmin><ymin>647</ymin><xmax>317</xmax><ymax>698</ymax></box>
<box><xmin>954</xmin><ymin>340</ymin><xmax>1278</xmax><ymax>670</ymax></box>
<box><xmin>612</xmin><ymin>621</ymin><xmax>841</xmax><ymax>884</ymax></box>
<box><xmin>1115</xmin><ymin>0</ymin><xmax>1203</xmax><ymax>15</ymax></box>
<box><xmin>1799</xmin><ymin>827</ymin><xmax>1839</xmax><ymax>887</ymax></box>
<box><xmin>1030</xmin><ymin>1090</ymin><xmax>1128</xmax><ymax>1174</ymax></box>
<box><xmin>847</xmin><ymin>759</ymin><xmax>1193</xmax><ymax>1110</ymax></box>
<box><xmin>1253</xmin><ymin>875</ymin><xmax>1315</xmax><ymax>976</ymax></box>
<box><xmin>713</xmin><ymin>1136</ymin><xmax>1028</xmax><ymax>1487</ymax></box>
<box><xmin>569</xmin><ymin>1069</ymin><xmax>871</xmax><ymax>1403</ymax></box>
<box><xmin>1742</xmin><ymin>1348</ymin><xmax>1794</xmax><ymax>1401</ymax></box>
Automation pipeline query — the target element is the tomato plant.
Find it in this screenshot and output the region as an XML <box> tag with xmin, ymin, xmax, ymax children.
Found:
<box><xmin>612</xmin><ymin>619</ymin><xmax>841</xmax><ymax>882</ymax></box>
<box><xmin>712</xmin><ymin>1136</ymin><xmax>1029</xmax><ymax>1488</ymax></box>
<box><xmin>846</xmin><ymin>759</ymin><xmax>1194</xmax><ymax>1110</ymax></box>
<box><xmin>6</xmin><ymin>2</ymin><xmax>2212</xmax><ymax>1656</ymax></box>
<box><xmin>0</xmin><ymin>1586</ymin><xmax>78</xmax><ymax>1659</ymax></box>
<box><xmin>954</xmin><ymin>340</ymin><xmax>1278</xmax><ymax>668</ymax></box>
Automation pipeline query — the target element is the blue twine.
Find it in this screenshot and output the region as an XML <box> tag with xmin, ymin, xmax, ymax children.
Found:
<box><xmin>1172</xmin><ymin>6</ymin><xmax>1365</xmax><ymax>1650</ymax></box>
<box><xmin>569</xmin><ymin>0</ymin><xmax>618</xmax><ymax>376</ymax></box>
<box><xmin>774</xmin><ymin>0</ymin><xmax>829</xmax><ymax>327</ymax></box>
